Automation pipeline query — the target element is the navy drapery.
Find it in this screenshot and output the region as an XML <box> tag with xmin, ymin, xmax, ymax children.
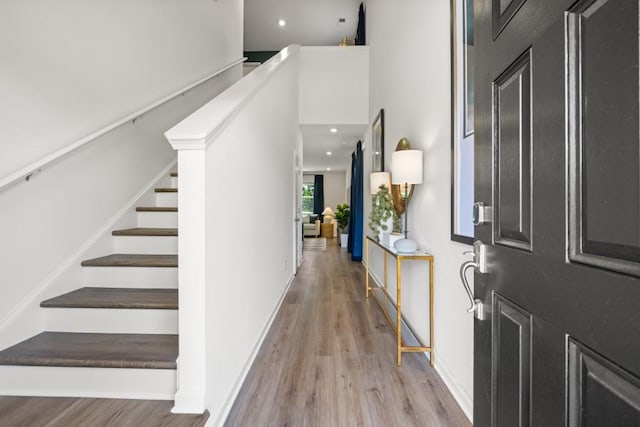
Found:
<box><xmin>347</xmin><ymin>142</ymin><xmax>364</xmax><ymax>261</ymax></box>
<box><xmin>355</xmin><ymin>3</ymin><xmax>366</xmax><ymax>46</ymax></box>
<box><xmin>313</xmin><ymin>174</ymin><xmax>324</xmax><ymax>216</ymax></box>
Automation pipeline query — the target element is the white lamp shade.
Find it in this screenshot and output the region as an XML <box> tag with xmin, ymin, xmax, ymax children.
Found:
<box><xmin>321</xmin><ymin>206</ymin><xmax>335</xmax><ymax>216</ymax></box>
<box><xmin>391</xmin><ymin>150</ymin><xmax>423</xmax><ymax>184</ymax></box>
<box><xmin>370</xmin><ymin>172</ymin><xmax>391</xmax><ymax>194</ymax></box>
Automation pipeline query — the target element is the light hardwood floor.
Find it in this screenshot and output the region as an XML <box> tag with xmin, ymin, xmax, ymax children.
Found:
<box><xmin>225</xmin><ymin>239</ymin><xmax>471</xmax><ymax>426</ymax></box>
<box><xmin>0</xmin><ymin>397</ymin><xmax>208</xmax><ymax>426</ymax></box>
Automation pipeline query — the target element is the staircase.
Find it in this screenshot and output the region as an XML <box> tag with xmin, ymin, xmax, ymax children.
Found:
<box><xmin>0</xmin><ymin>171</ymin><xmax>180</xmax><ymax>400</ymax></box>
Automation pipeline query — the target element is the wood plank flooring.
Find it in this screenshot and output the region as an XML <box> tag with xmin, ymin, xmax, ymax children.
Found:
<box><xmin>0</xmin><ymin>397</ymin><xmax>208</xmax><ymax>426</ymax></box>
<box><xmin>40</xmin><ymin>287</ymin><xmax>178</xmax><ymax>309</ymax></box>
<box><xmin>0</xmin><ymin>332</ymin><xmax>177</xmax><ymax>369</ymax></box>
<box><xmin>225</xmin><ymin>239</ymin><xmax>471</xmax><ymax>427</ymax></box>
<box><xmin>81</xmin><ymin>254</ymin><xmax>177</xmax><ymax>268</ymax></box>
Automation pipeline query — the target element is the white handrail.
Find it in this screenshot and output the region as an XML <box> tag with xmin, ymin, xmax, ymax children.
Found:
<box><xmin>0</xmin><ymin>57</ymin><xmax>247</xmax><ymax>193</ymax></box>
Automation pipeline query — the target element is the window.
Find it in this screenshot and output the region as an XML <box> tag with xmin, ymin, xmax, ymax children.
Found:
<box><xmin>302</xmin><ymin>184</ymin><xmax>314</xmax><ymax>213</ymax></box>
<box><xmin>451</xmin><ymin>0</ymin><xmax>475</xmax><ymax>244</ymax></box>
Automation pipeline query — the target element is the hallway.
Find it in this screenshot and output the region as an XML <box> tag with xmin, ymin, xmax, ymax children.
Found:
<box><xmin>225</xmin><ymin>239</ymin><xmax>470</xmax><ymax>426</ymax></box>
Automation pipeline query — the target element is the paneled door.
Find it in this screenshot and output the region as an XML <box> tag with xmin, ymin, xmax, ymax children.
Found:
<box><xmin>473</xmin><ymin>0</ymin><xmax>640</xmax><ymax>426</ymax></box>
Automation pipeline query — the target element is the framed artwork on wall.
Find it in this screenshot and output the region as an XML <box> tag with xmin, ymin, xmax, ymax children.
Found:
<box><xmin>451</xmin><ymin>0</ymin><xmax>475</xmax><ymax>244</ymax></box>
<box><xmin>372</xmin><ymin>109</ymin><xmax>385</xmax><ymax>172</ymax></box>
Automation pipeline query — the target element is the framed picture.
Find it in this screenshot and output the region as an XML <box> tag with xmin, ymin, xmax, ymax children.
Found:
<box><xmin>372</xmin><ymin>109</ymin><xmax>385</xmax><ymax>172</ymax></box>
<box><xmin>451</xmin><ymin>0</ymin><xmax>475</xmax><ymax>244</ymax></box>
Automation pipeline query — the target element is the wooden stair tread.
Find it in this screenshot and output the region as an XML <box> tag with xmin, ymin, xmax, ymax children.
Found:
<box><xmin>136</xmin><ymin>207</ymin><xmax>177</xmax><ymax>212</ymax></box>
<box><xmin>112</xmin><ymin>228</ymin><xmax>177</xmax><ymax>237</ymax></box>
<box><xmin>0</xmin><ymin>332</ymin><xmax>177</xmax><ymax>369</ymax></box>
<box><xmin>81</xmin><ymin>254</ymin><xmax>177</xmax><ymax>268</ymax></box>
<box><xmin>41</xmin><ymin>288</ymin><xmax>178</xmax><ymax>309</ymax></box>
<box><xmin>154</xmin><ymin>188</ymin><xmax>177</xmax><ymax>193</ymax></box>
<box><xmin>170</xmin><ymin>172</ymin><xmax>178</xmax><ymax>177</ymax></box>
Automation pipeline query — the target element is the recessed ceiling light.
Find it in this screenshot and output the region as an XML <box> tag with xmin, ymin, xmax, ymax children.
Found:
<box><xmin>330</xmin><ymin>128</ymin><xmax>338</xmax><ymax>133</ymax></box>
<box><xmin>327</xmin><ymin>167</ymin><xmax>332</xmax><ymax>171</ymax></box>
<box><xmin>375</xmin><ymin>151</ymin><xmax>380</xmax><ymax>155</ymax></box>
<box><xmin>278</xmin><ymin>19</ymin><xmax>286</xmax><ymax>27</ymax></box>
<box><xmin>326</xmin><ymin>151</ymin><xmax>332</xmax><ymax>156</ymax></box>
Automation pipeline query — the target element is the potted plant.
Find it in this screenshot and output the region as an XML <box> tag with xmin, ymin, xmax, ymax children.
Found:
<box><xmin>335</xmin><ymin>203</ymin><xmax>350</xmax><ymax>248</ymax></box>
<box><xmin>369</xmin><ymin>185</ymin><xmax>401</xmax><ymax>242</ymax></box>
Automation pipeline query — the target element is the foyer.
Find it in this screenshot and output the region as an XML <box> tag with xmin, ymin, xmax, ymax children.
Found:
<box><xmin>0</xmin><ymin>240</ymin><xmax>468</xmax><ymax>426</ymax></box>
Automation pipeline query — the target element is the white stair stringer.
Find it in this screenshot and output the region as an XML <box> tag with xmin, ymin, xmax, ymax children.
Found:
<box><xmin>0</xmin><ymin>365</ymin><xmax>176</xmax><ymax>400</ymax></box>
<box><xmin>137</xmin><ymin>212</ymin><xmax>178</xmax><ymax>228</ymax></box>
<box><xmin>114</xmin><ymin>235</ymin><xmax>178</xmax><ymax>254</ymax></box>
<box><xmin>44</xmin><ymin>308</ymin><xmax>178</xmax><ymax>334</ymax></box>
<box><xmin>84</xmin><ymin>267</ymin><xmax>178</xmax><ymax>288</ymax></box>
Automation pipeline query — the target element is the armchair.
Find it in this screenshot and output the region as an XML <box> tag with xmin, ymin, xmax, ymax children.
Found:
<box><xmin>302</xmin><ymin>215</ymin><xmax>320</xmax><ymax>237</ymax></box>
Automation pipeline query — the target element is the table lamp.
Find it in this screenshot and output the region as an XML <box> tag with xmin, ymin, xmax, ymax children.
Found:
<box><xmin>321</xmin><ymin>206</ymin><xmax>335</xmax><ymax>222</ymax></box>
<box><xmin>391</xmin><ymin>150</ymin><xmax>423</xmax><ymax>253</ymax></box>
<box><xmin>370</xmin><ymin>172</ymin><xmax>391</xmax><ymax>194</ymax></box>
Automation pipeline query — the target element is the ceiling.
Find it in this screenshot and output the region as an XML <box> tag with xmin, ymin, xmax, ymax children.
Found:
<box><xmin>244</xmin><ymin>0</ymin><xmax>361</xmax><ymax>51</ymax></box>
<box><xmin>301</xmin><ymin>124</ymin><xmax>367</xmax><ymax>172</ymax></box>
<box><xmin>244</xmin><ymin>0</ymin><xmax>365</xmax><ymax>172</ymax></box>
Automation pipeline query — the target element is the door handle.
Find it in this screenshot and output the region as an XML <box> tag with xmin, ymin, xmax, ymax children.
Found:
<box><xmin>459</xmin><ymin>241</ymin><xmax>488</xmax><ymax>320</ymax></box>
<box><xmin>460</xmin><ymin>260</ymin><xmax>479</xmax><ymax>313</ymax></box>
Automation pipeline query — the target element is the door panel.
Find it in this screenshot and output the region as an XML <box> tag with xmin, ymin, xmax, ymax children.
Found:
<box><xmin>492</xmin><ymin>294</ymin><xmax>531</xmax><ymax>427</ymax></box>
<box><xmin>567</xmin><ymin>0</ymin><xmax>640</xmax><ymax>275</ymax></box>
<box><xmin>568</xmin><ymin>339</ymin><xmax>640</xmax><ymax>427</ymax></box>
<box><xmin>493</xmin><ymin>50</ymin><xmax>532</xmax><ymax>250</ymax></box>
<box><xmin>474</xmin><ymin>0</ymin><xmax>640</xmax><ymax>426</ymax></box>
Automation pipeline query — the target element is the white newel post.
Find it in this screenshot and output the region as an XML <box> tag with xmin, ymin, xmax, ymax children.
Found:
<box><xmin>167</xmin><ymin>141</ymin><xmax>207</xmax><ymax>414</ymax></box>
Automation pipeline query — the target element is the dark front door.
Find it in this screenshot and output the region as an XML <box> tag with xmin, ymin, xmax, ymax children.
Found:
<box><xmin>473</xmin><ymin>0</ymin><xmax>640</xmax><ymax>426</ymax></box>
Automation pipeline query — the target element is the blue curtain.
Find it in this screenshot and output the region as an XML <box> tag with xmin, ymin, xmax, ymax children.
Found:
<box><xmin>348</xmin><ymin>142</ymin><xmax>364</xmax><ymax>261</ymax></box>
<box><xmin>355</xmin><ymin>3</ymin><xmax>366</xmax><ymax>46</ymax></box>
<box><xmin>313</xmin><ymin>174</ymin><xmax>324</xmax><ymax>216</ymax></box>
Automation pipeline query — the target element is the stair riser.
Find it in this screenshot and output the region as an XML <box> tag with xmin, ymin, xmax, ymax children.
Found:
<box><xmin>137</xmin><ymin>212</ymin><xmax>178</xmax><ymax>228</ymax></box>
<box><xmin>84</xmin><ymin>267</ymin><xmax>178</xmax><ymax>288</ymax></box>
<box><xmin>171</xmin><ymin>177</ymin><xmax>178</xmax><ymax>187</ymax></box>
<box><xmin>155</xmin><ymin>192</ymin><xmax>177</xmax><ymax>206</ymax></box>
<box><xmin>113</xmin><ymin>236</ymin><xmax>178</xmax><ymax>254</ymax></box>
<box><xmin>44</xmin><ymin>308</ymin><xmax>178</xmax><ymax>334</ymax></box>
<box><xmin>0</xmin><ymin>366</ymin><xmax>176</xmax><ymax>400</ymax></box>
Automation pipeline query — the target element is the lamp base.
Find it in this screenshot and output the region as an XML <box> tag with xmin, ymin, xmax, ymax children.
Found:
<box><xmin>394</xmin><ymin>238</ymin><xmax>418</xmax><ymax>253</ymax></box>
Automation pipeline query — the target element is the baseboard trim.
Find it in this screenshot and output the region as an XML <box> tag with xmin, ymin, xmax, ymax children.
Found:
<box><xmin>433</xmin><ymin>353</ymin><xmax>473</xmax><ymax>422</ymax></box>
<box><xmin>0</xmin><ymin>160</ymin><xmax>177</xmax><ymax>348</ymax></box>
<box><xmin>209</xmin><ymin>273</ymin><xmax>296</xmax><ymax>427</ymax></box>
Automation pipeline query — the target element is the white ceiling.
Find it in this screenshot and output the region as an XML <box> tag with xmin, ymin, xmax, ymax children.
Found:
<box><xmin>245</xmin><ymin>0</ymin><xmax>366</xmax><ymax>172</ymax></box>
<box><xmin>244</xmin><ymin>0</ymin><xmax>360</xmax><ymax>51</ymax></box>
<box><xmin>301</xmin><ymin>124</ymin><xmax>367</xmax><ymax>172</ymax></box>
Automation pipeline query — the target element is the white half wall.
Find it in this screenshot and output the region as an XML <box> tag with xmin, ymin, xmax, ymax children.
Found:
<box><xmin>0</xmin><ymin>0</ymin><xmax>243</xmax><ymax>178</ymax></box>
<box><xmin>299</xmin><ymin>46</ymin><xmax>370</xmax><ymax>125</ymax></box>
<box><xmin>365</xmin><ymin>0</ymin><xmax>474</xmax><ymax>420</ymax></box>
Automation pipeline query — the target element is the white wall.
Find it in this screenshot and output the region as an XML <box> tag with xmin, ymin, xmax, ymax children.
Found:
<box><xmin>244</xmin><ymin>0</ymin><xmax>360</xmax><ymax>51</ymax></box>
<box><xmin>303</xmin><ymin>171</ymin><xmax>347</xmax><ymax>211</ymax></box>
<box><xmin>299</xmin><ymin>46</ymin><xmax>370</xmax><ymax>125</ymax></box>
<box><xmin>0</xmin><ymin>1</ymin><xmax>244</xmax><ymax>348</ymax></box>
<box><xmin>365</xmin><ymin>0</ymin><xmax>474</xmax><ymax>419</ymax></box>
<box><xmin>0</xmin><ymin>0</ymin><xmax>243</xmax><ymax>178</ymax></box>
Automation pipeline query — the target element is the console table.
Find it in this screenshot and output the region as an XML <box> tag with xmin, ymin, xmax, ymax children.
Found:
<box><xmin>365</xmin><ymin>236</ymin><xmax>434</xmax><ymax>366</ymax></box>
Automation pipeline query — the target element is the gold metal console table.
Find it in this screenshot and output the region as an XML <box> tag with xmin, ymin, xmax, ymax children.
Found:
<box><xmin>365</xmin><ymin>236</ymin><xmax>434</xmax><ymax>366</ymax></box>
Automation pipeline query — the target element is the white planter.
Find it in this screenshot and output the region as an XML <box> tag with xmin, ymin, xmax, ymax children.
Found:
<box><xmin>378</xmin><ymin>217</ymin><xmax>394</xmax><ymax>242</ymax></box>
<box><xmin>340</xmin><ymin>233</ymin><xmax>348</xmax><ymax>248</ymax></box>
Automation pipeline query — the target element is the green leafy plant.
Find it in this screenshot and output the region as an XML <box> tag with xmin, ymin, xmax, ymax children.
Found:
<box><xmin>369</xmin><ymin>185</ymin><xmax>400</xmax><ymax>240</ymax></box>
<box><xmin>335</xmin><ymin>203</ymin><xmax>350</xmax><ymax>233</ymax></box>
